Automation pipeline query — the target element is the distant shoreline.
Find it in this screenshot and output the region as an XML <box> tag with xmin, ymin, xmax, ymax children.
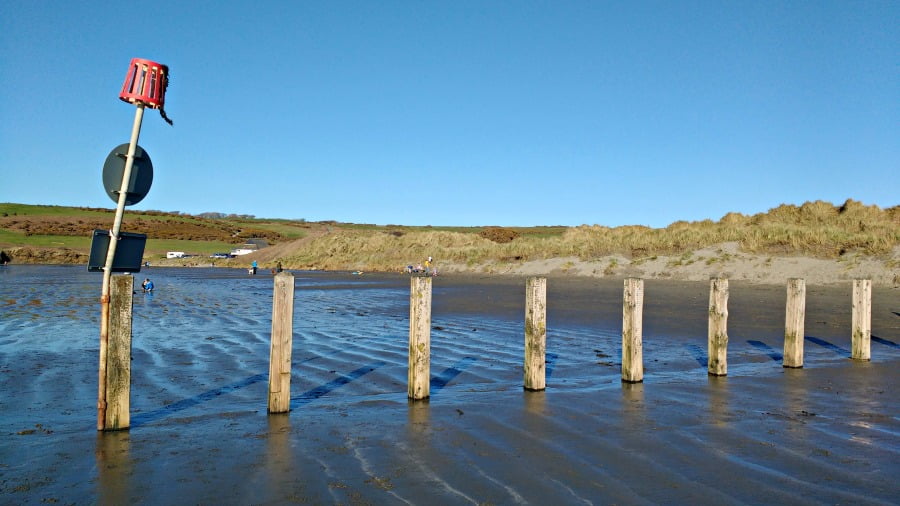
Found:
<box><xmin>7</xmin><ymin>242</ymin><xmax>891</xmax><ymax>287</ymax></box>
<box><xmin>135</xmin><ymin>241</ymin><xmax>900</xmax><ymax>287</ymax></box>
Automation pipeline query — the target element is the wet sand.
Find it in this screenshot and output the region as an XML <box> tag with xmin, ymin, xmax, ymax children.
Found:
<box><xmin>1</xmin><ymin>266</ymin><xmax>898</xmax><ymax>504</ymax></box>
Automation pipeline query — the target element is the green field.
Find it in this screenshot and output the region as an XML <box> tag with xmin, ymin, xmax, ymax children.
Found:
<box><xmin>0</xmin><ymin>229</ymin><xmax>91</xmax><ymax>248</ymax></box>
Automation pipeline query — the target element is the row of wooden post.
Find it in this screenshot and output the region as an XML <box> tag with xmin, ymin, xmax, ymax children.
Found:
<box><xmin>622</xmin><ymin>277</ymin><xmax>873</xmax><ymax>381</ymax></box>
<box><xmin>100</xmin><ymin>273</ymin><xmax>876</xmax><ymax>429</ymax></box>
<box><xmin>405</xmin><ymin>276</ymin><xmax>875</xmax><ymax>396</ymax></box>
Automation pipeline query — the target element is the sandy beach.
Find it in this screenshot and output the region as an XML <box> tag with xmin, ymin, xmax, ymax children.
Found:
<box><xmin>1</xmin><ymin>265</ymin><xmax>898</xmax><ymax>504</ymax></box>
<box><xmin>157</xmin><ymin>241</ymin><xmax>900</xmax><ymax>288</ymax></box>
<box><xmin>431</xmin><ymin>243</ymin><xmax>900</xmax><ymax>287</ymax></box>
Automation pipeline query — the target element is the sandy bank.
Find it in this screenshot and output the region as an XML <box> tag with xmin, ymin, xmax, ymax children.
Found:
<box><xmin>437</xmin><ymin>242</ymin><xmax>900</xmax><ymax>286</ymax></box>
<box><xmin>6</xmin><ymin>240</ymin><xmax>899</xmax><ymax>287</ymax></box>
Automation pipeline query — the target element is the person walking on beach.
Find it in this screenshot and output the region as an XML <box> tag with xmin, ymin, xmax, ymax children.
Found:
<box><xmin>141</xmin><ymin>278</ymin><xmax>154</xmax><ymax>293</ymax></box>
<box><xmin>424</xmin><ymin>256</ymin><xmax>433</xmax><ymax>276</ymax></box>
<box><xmin>250</xmin><ymin>260</ymin><xmax>258</xmax><ymax>275</ymax></box>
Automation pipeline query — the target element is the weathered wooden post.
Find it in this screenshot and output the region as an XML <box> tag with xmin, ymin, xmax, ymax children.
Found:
<box><xmin>707</xmin><ymin>278</ymin><xmax>729</xmax><ymax>376</ymax></box>
<box><xmin>622</xmin><ymin>278</ymin><xmax>644</xmax><ymax>383</ymax></box>
<box><xmin>268</xmin><ymin>272</ymin><xmax>295</xmax><ymax>413</ymax></box>
<box><xmin>524</xmin><ymin>277</ymin><xmax>547</xmax><ymax>391</ymax></box>
<box><xmin>783</xmin><ymin>278</ymin><xmax>806</xmax><ymax>368</ymax></box>
<box><xmin>851</xmin><ymin>279</ymin><xmax>871</xmax><ymax>361</ymax></box>
<box><xmin>105</xmin><ymin>275</ymin><xmax>133</xmax><ymax>430</ymax></box>
<box><xmin>408</xmin><ymin>276</ymin><xmax>432</xmax><ymax>400</ymax></box>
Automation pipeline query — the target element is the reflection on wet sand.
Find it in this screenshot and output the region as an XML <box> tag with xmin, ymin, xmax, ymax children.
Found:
<box><xmin>707</xmin><ymin>374</ymin><xmax>730</xmax><ymax>426</ymax></box>
<box><xmin>95</xmin><ymin>431</ymin><xmax>132</xmax><ymax>504</ymax></box>
<box><xmin>621</xmin><ymin>381</ymin><xmax>645</xmax><ymax>426</ymax></box>
<box><xmin>406</xmin><ymin>399</ymin><xmax>431</xmax><ymax>445</ymax></box>
<box><xmin>523</xmin><ymin>390</ymin><xmax>546</xmax><ymax>416</ymax></box>
<box><xmin>264</xmin><ymin>415</ymin><xmax>294</xmax><ymax>494</ymax></box>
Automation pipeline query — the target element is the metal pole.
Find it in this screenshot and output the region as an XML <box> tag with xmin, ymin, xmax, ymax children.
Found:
<box><xmin>98</xmin><ymin>104</ymin><xmax>145</xmax><ymax>430</ymax></box>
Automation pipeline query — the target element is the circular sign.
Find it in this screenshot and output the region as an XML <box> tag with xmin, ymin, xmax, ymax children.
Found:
<box><xmin>102</xmin><ymin>143</ymin><xmax>153</xmax><ymax>206</ymax></box>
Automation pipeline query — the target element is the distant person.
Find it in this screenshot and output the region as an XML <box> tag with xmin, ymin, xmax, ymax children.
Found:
<box><xmin>424</xmin><ymin>256</ymin><xmax>433</xmax><ymax>276</ymax></box>
<box><xmin>250</xmin><ymin>260</ymin><xmax>258</xmax><ymax>275</ymax></box>
<box><xmin>276</xmin><ymin>261</ymin><xmax>283</xmax><ymax>273</ymax></box>
<box><xmin>141</xmin><ymin>278</ymin><xmax>154</xmax><ymax>293</ymax></box>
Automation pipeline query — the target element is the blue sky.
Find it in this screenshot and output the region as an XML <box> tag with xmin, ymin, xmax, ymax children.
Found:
<box><xmin>1</xmin><ymin>1</ymin><xmax>896</xmax><ymax>227</ymax></box>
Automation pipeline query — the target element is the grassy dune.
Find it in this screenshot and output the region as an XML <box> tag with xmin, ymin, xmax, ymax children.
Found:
<box><xmin>1</xmin><ymin>200</ymin><xmax>897</xmax><ymax>279</ymax></box>
<box><xmin>261</xmin><ymin>200</ymin><xmax>899</xmax><ymax>272</ymax></box>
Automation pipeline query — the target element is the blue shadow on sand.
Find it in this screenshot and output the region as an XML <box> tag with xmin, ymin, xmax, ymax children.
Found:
<box><xmin>431</xmin><ymin>357</ymin><xmax>478</xmax><ymax>394</ymax></box>
<box><xmin>546</xmin><ymin>352</ymin><xmax>558</xmax><ymax>377</ymax></box>
<box><xmin>872</xmin><ymin>335</ymin><xmax>898</xmax><ymax>348</ymax></box>
<box><xmin>685</xmin><ymin>344</ymin><xmax>707</xmax><ymax>367</ymax></box>
<box><xmin>747</xmin><ymin>340</ymin><xmax>783</xmax><ymax>362</ymax></box>
<box><xmin>291</xmin><ymin>361</ymin><xmax>386</xmax><ymax>409</ymax></box>
<box><xmin>805</xmin><ymin>336</ymin><xmax>849</xmax><ymax>356</ymax></box>
<box><xmin>131</xmin><ymin>373</ymin><xmax>267</xmax><ymax>427</ymax></box>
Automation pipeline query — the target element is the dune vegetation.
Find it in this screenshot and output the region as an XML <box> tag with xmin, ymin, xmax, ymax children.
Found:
<box><xmin>261</xmin><ymin>199</ymin><xmax>898</xmax><ymax>272</ymax></box>
<box><xmin>1</xmin><ymin>200</ymin><xmax>897</xmax><ymax>276</ymax></box>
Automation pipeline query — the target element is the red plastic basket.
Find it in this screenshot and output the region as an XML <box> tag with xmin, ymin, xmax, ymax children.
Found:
<box><xmin>119</xmin><ymin>58</ymin><xmax>169</xmax><ymax>109</ymax></box>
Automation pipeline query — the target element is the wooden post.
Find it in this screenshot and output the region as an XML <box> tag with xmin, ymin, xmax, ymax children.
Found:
<box><xmin>707</xmin><ymin>278</ymin><xmax>729</xmax><ymax>376</ymax></box>
<box><xmin>851</xmin><ymin>279</ymin><xmax>871</xmax><ymax>361</ymax></box>
<box><xmin>783</xmin><ymin>278</ymin><xmax>806</xmax><ymax>368</ymax></box>
<box><xmin>98</xmin><ymin>104</ymin><xmax>145</xmax><ymax>431</ymax></box>
<box><xmin>622</xmin><ymin>278</ymin><xmax>644</xmax><ymax>383</ymax></box>
<box><xmin>268</xmin><ymin>272</ymin><xmax>295</xmax><ymax>413</ymax></box>
<box><xmin>105</xmin><ymin>274</ymin><xmax>133</xmax><ymax>430</ymax></box>
<box><xmin>408</xmin><ymin>277</ymin><xmax>432</xmax><ymax>400</ymax></box>
<box><xmin>524</xmin><ymin>277</ymin><xmax>547</xmax><ymax>391</ymax></box>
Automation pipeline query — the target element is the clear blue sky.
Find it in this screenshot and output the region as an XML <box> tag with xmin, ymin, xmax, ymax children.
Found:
<box><xmin>1</xmin><ymin>1</ymin><xmax>897</xmax><ymax>227</ymax></box>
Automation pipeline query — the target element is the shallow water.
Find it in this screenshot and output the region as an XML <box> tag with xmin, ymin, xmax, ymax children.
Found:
<box><xmin>1</xmin><ymin>265</ymin><xmax>898</xmax><ymax>504</ymax></box>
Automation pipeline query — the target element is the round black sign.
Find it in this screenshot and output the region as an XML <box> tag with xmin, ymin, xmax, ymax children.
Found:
<box><xmin>102</xmin><ymin>143</ymin><xmax>153</xmax><ymax>206</ymax></box>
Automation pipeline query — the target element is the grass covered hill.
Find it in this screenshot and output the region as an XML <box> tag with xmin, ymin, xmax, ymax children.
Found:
<box><xmin>0</xmin><ymin>200</ymin><xmax>897</xmax><ymax>277</ymax></box>
<box><xmin>0</xmin><ymin>203</ymin><xmax>305</xmax><ymax>264</ymax></box>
